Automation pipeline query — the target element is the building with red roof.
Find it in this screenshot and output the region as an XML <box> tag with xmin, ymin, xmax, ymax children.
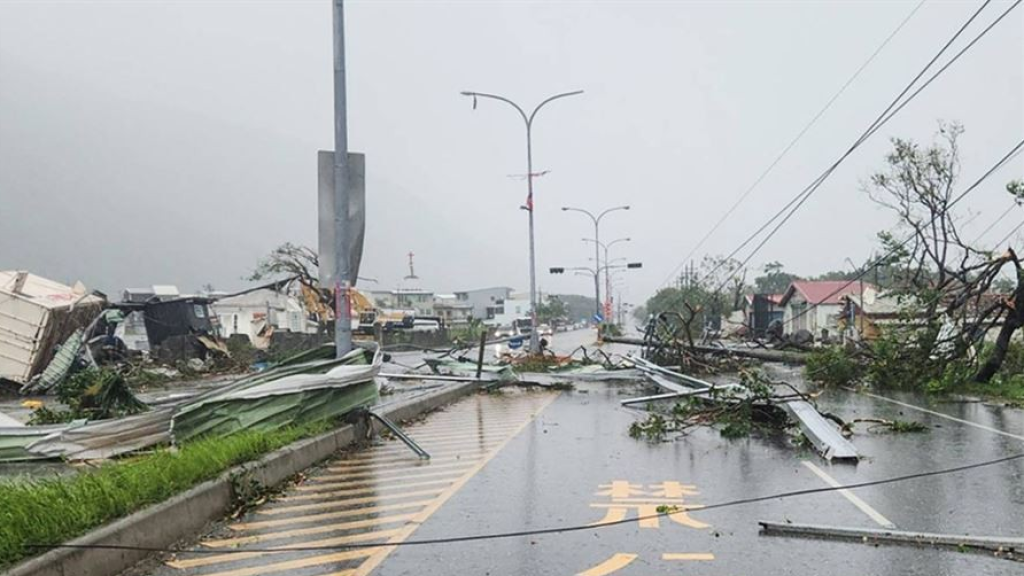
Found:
<box><xmin>779</xmin><ymin>280</ymin><xmax>877</xmax><ymax>337</ymax></box>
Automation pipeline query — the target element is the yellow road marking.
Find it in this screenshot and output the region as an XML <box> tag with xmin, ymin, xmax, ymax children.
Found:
<box><xmin>342</xmin><ymin>437</ymin><xmax>504</xmax><ymax>460</ymax></box>
<box><xmin>259</xmin><ymin>487</ymin><xmax>445</xmax><ymax>516</ymax></box>
<box><xmin>327</xmin><ymin>453</ymin><xmax>484</xmax><ymax>473</ymax></box>
<box><xmin>294</xmin><ymin>468</ymin><xmax>473</xmax><ymax>492</ymax></box>
<box><xmin>196</xmin><ymin>547</ymin><xmax>382</xmax><ymax>576</ymax></box>
<box><xmin>279</xmin><ymin>477</ymin><xmax>460</xmax><ymax>502</ymax></box>
<box><xmin>802</xmin><ymin>461</ymin><xmax>895</xmax><ymax>528</ymax></box>
<box><xmin>206</xmin><ymin>513</ymin><xmax>417</xmax><ymax>547</ymax></box>
<box><xmin>329</xmin><ymin>444</ymin><xmax>497</xmax><ymax>468</ymax></box>
<box><xmin>388</xmin><ymin>426</ymin><xmax>526</xmax><ymax>442</ymax></box>
<box><xmin>329</xmin><ymin>446</ymin><xmax>497</xmax><ymax>469</ymax></box>
<box><xmin>311</xmin><ymin>461</ymin><xmax>475</xmax><ymax>483</ymax></box>
<box><xmin>168</xmin><ymin>528</ymin><xmax>402</xmax><ymax>569</ymax></box>
<box><xmin>662</xmin><ymin>553</ymin><xmax>715</xmax><ymax>561</ymax></box>
<box><xmin>232</xmin><ymin>499</ymin><xmax>434</xmax><ymax>531</ymax></box>
<box><xmin>576</xmin><ymin>553</ymin><xmax>637</xmax><ymax>576</ymax></box>
<box><xmin>350</xmin><ymin>392</ymin><xmax>560</xmax><ymax>576</ymax></box>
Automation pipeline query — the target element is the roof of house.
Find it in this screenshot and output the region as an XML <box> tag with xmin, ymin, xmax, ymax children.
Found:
<box><xmin>781</xmin><ymin>280</ymin><xmax>875</xmax><ymax>306</ymax></box>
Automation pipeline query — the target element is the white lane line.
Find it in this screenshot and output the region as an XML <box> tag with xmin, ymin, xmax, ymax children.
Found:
<box><xmin>860</xmin><ymin>391</ymin><xmax>1024</xmax><ymax>442</ymax></box>
<box><xmin>801</xmin><ymin>461</ymin><xmax>896</xmax><ymax>529</ymax></box>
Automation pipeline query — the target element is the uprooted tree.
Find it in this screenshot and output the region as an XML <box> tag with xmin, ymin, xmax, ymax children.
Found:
<box><xmin>247</xmin><ymin>243</ymin><xmax>335</xmax><ymax>327</ymax></box>
<box><xmin>862</xmin><ymin>122</ymin><xmax>1023</xmax><ymax>384</ymax></box>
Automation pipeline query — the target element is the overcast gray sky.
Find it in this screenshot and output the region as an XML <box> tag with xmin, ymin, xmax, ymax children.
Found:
<box><xmin>1</xmin><ymin>0</ymin><xmax>1021</xmax><ymax>305</ymax></box>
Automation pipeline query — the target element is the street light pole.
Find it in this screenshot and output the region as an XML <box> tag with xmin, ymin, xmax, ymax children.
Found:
<box><xmin>331</xmin><ymin>0</ymin><xmax>352</xmax><ymax>358</ymax></box>
<box><xmin>562</xmin><ymin>206</ymin><xmax>629</xmax><ymax>322</ymax></box>
<box><xmin>582</xmin><ymin>236</ymin><xmax>630</xmax><ymax>324</ymax></box>
<box><xmin>461</xmin><ymin>90</ymin><xmax>583</xmax><ymax>354</ymax></box>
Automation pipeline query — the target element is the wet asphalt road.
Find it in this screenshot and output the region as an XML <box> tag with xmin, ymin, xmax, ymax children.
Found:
<box><xmin>146</xmin><ymin>329</ymin><xmax>1023</xmax><ymax>576</ymax></box>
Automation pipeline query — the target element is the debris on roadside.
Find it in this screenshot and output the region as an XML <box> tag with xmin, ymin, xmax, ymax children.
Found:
<box><xmin>623</xmin><ymin>355</ymin><xmax>860</xmax><ymax>461</ymax></box>
<box><xmin>758</xmin><ymin>521</ymin><xmax>1022</xmax><ymax>561</ymax></box>
<box><xmin>0</xmin><ymin>271</ymin><xmax>106</xmax><ymax>389</ymax></box>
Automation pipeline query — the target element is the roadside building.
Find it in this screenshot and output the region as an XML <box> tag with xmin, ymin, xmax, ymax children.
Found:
<box><xmin>487</xmin><ymin>293</ymin><xmax>532</xmax><ymax>327</ymax></box>
<box><xmin>451</xmin><ymin>287</ymin><xmax>514</xmax><ymax>322</ymax></box>
<box><xmin>370</xmin><ymin>289</ymin><xmax>435</xmax><ymax>317</ymax></box>
<box><xmin>433</xmin><ymin>294</ymin><xmax>473</xmax><ymax>326</ymax></box>
<box><xmin>780</xmin><ymin>280</ymin><xmax>876</xmax><ymax>338</ymax></box>
<box><xmin>741</xmin><ymin>293</ymin><xmax>785</xmax><ymax>338</ymax></box>
<box><xmin>212</xmin><ymin>288</ymin><xmax>316</xmax><ymax>348</ymax></box>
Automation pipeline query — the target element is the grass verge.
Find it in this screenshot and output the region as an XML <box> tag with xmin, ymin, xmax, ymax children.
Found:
<box><xmin>0</xmin><ymin>420</ymin><xmax>332</xmax><ymax>569</ymax></box>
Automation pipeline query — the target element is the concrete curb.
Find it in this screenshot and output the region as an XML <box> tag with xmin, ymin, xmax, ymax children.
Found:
<box><xmin>4</xmin><ymin>381</ymin><xmax>479</xmax><ymax>576</ymax></box>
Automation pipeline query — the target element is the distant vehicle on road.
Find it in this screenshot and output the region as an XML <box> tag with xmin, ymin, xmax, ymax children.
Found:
<box><xmin>513</xmin><ymin>317</ymin><xmax>532</xmax><ymax>335</ymax></box>
<box><xmin>538</xmin><ymin>324</ymin><xmax>553</xmax><ymax>337</ymax></box>
<box><xmin>493</xmin><ymin>325</ymin><xmax>515</xmax><ymax>338</ymax></box>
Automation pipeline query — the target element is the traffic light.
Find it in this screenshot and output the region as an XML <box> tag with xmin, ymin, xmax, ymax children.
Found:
<box><xmin>549</xmin><ymin>267</ymin><xmax>565</xmax><ymax>274</ymax></box>
<box><xmin>627</xmin><ymin>262</ymin><xmax>643</xmax><ymax>269</ymax></box>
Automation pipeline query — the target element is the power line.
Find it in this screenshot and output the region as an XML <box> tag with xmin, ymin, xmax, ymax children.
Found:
<box><xmin>714</xmin><ymin>0</ymin><xmax>1020</xmax><ymax>294</ymax></box>
<box><xmin>781</xmin><ymin>138</ymin><xmax>1023</xmax><ymax>328</ymax></box>
<box><xmin>970</xmin><ymin>201</ymin><xmax>1017</xmax><ymax>244</ymax></box>
<box><xmin>991</xmin><ymin>219</ymin><xmax>1024</xmax><ymax>249</ymax></box>
<box><xmin>658</xmin><ymin>0</ymin><xmax>929</xmax><ymax>289</ymax></box>
<box><xmin>26</xmin><ymin>452</ymin><xmax>1024</xmax><ymax>555</ymax></box>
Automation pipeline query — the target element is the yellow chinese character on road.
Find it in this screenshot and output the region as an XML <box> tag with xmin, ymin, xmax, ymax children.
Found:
<box><xmin>588</xmin><ymin>480</ymin><xmax>709</xmax><ymax>529</ymax></box>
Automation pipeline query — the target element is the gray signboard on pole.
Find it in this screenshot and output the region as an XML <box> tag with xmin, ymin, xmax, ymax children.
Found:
<box><xmin>318</xmin><ymin>150</ymin><xmax>365</xmax><ymax>287</ymax></box>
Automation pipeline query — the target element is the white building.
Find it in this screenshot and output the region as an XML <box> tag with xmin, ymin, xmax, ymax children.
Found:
<box><xmin>780</xmin><ymin>280</ymin><xmax>876</xmax><ymax>337</ymax></box>
<box><xmin>487</xmin><ymin>293</ymin><xmax>532</xmax><ymax>327</ymax></box>
<box><xmin>451</xmin><ymin>287</ymin><xmax>514</xmax><ymax>321</ymax></box>
<box><xmin>370</xmin><ymin>289</ymin><xmax>435</xmax><ymax>317</ymax></box>
<box><xmin>212</xmin><ymin>288</ymin><xmax>316</xmax><ymax>348</ymax></box>
<box><xmin>433</xmin><ymin>294</ymin><xmax>473</xmax><ymax>326</ymax></box>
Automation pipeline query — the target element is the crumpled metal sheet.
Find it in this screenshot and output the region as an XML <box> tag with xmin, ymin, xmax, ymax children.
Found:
<box><xmin>4</xmin><ymin>348</ymin><xmax>382</xmax><ymax>461</ymax></box>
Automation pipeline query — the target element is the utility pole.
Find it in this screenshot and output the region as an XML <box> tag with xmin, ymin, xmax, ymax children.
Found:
<box><xmin>332</xmin><ymin>0</ymin><xmax>352</xmax><ymax>357</ymax></box>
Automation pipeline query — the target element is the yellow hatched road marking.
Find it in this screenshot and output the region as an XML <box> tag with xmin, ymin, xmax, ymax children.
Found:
<box><xmin>312</xmin><ymin>461</ymin><xmax>475</xmax><ymax>483</ymax></box>
<box><xmin>342</xmin><ymin>437</ymin><xmax>504</xmax><ymax>460</ymax></box>
<box><xmin>232</xmin><ymin>499</ymin><xmax>434</xmax><ymax>531</ymax></box>
<box><xmin>407</xmin><ymin>405</ymin><xmax>547</xmax><ymax>421</ymax></box>
<box><xmin>279</xmin><ymin>477</ymin><xmax>460</xmax><ymax>502</ymax></box>
<box><xmin>259</xmin><ymin>487</ymin><xmax>445</xmax><ymax>516</ymax></box>
<box><xmin>329</xmin><ymin>445</ymin><xmax>497</xmax><ymax>468</ymax></box>
<box><xmin>387</xmin><ymin>425</ymin><xmax>525</xmax><ymax>442</ymax></box>
<box><xmin>662</xmin><ymin>553</ymin><xmax>715</xmax><ymax>561</ymax></box>
<box><xmin>576</xmin><ymin>553</ymin><xmax>637</xmax><ymax>576</ymax></box>
<box><xmin>196</xmin><ymin>547</ymin><xmax>382</xmax><ymax>576</ymax></box>
<box><xmin>343</xmin><ymin>441</ymin><xmax>502</xmax><ymax>461</ymax></box>
<box><xmin>168</xmin><ymin>528</ymin><xmax>402</xmax><ymax>569</ymax></box>
<box><xmin>293</xmin><ymin>468</ymin><xmax>469</xmax><ymax>492</ymax></box>
<box><xmin>349</xmin><ymin>392</ymin><xmax>560</xmax><ymax>576</ymax></box>
<box><xmin>206</xmin><ymin>513</ymin><xmax>418</xmax><ymax>547</ymax></box>
<box><xmin>327</xmin><ymin>452</ymin><xmax>487</xmax><ymax>472</ymax></box>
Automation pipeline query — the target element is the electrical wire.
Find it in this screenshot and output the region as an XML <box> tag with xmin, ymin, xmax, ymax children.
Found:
<box><xmin>658</xmin><ymin>0</ymin><xmax>928</xmax><ymax>289</ymax></box>
<box><xmin>712</xmin><ymin>0</ymin><xmax>1021</xmax><ymax>295</ymax></box>
<box><xmin>991</xmin><ymin>219</ymin><xmax>1024</xmax><ymax>249</ymax></box>
<box><xmin>780</xmin><ymin>138</ymin><xmax>1023</xmax><ymax>328</ymax></box>
<box><xmin>688</xmin><ymin>0</ymin><xmax>1018</xmax><ymax>298</ymax></box>
<box><xmin>27</xmin><ymin>452</ymin><xmax>1024</xmax><ymax>555</ymax></box>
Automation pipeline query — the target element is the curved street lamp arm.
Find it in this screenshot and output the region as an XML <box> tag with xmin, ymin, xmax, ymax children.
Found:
<box><xmin>562</xmin><ymin>206</ymin><xmax>597</xmax><ymax>224</ymax></box>
<box><xmin>528</xmin><ymin>90</ymin><xmax>585</xmax><ymax>126</ymax></box>
<box><xmin>596</xmin><ymin>205</ymin><xmax>631</xmax><ymax>224</ymax></box>
<box><xmin>460</xmin><ymin>91</ymin><xmax>529</xmax><ymax>125</ymax></box>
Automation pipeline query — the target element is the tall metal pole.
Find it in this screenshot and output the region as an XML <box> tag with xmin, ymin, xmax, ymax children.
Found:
<box><xmin>525</xmin><ymin>123</ymin><xmax>540</xmax><ymax>353</ymax></box>
<box><xmin>593</xmin><ymin>219</ymin><xmax>601</xmax><ymax>319</ymax></box>
<box><xmin>332</xmin><ymin>0</ymin><xmax>352</xmax><ymax>357</ymax></box>
<box><xmin>460</xmin><ymin>90</ymin><xmax>583</xmax><ymax>354</ymax></box>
